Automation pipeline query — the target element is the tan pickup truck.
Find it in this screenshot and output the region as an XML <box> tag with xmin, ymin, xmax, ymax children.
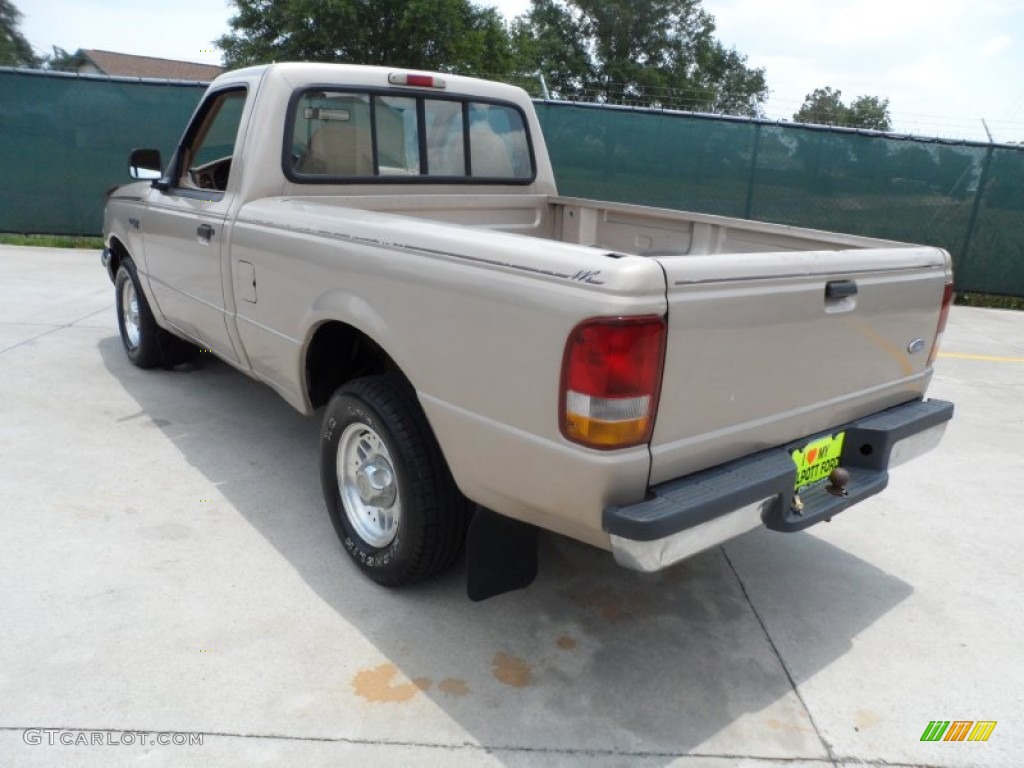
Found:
<box><xmin>103</xmin><ymin>63</ymin><xmax>954</xmax><ymax>600</ymax></box>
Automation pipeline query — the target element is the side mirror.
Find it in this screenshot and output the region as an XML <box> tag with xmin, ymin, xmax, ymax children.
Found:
<box><xmin>129</xmin><ymin>148</ymin><xmax>162</xmax><ymax>180</ymax></box>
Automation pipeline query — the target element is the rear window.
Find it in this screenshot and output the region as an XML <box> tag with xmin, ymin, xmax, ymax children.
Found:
<box><xmin>286</xmin><ymin>89</ymin><xmax>534</xmax><ymax>183</ymax></box>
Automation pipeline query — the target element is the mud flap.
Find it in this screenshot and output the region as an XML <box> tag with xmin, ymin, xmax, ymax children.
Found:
<box><xmin>466</xmin><ymin>506</ymin><xmax>539</xmax><ymax>602</ymax></box>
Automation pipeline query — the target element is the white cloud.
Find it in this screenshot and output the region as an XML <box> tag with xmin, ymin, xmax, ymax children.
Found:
<box><xmin>486</xmin><ymin>0</ymin><xmax>531</xmax><ymax>18</ymax></box>
<box><xmin>705</xmin><ymin>0</ymin><xmax>1024</xmax><ymax>140</ymax></box>
<box><xmin>20</xmin><ymin>0</ymin><xmax>233</xmax><ymax>65</ymax></box>
<box><xmin>884</xmin><ymin>55</ymin><xmax>953</xmax><ymax>92</ymax></box>
<box><xmin>980</xmin><ymin>34</ymin><xmax>1012</xmax><ymax>58</ymax></box>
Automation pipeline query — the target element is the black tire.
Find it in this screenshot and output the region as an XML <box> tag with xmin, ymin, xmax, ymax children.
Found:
<box><xmin>114</xmin><ymin>257</ymin><xmax>199</xmax><ymax>369</ymax></box>
<box><xmin>320</xmin><ymin>374</ymin><xmax>471</xmax><ymax>587</ymax></box>
<box><xmin>115</xmin><ymin>257</ymin><xmax>163</xmax><ymax>369</ymax></box>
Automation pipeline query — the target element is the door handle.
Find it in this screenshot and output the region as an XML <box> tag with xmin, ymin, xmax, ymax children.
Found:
<box><xmin>825</xmin><ymin>280</ymin><xmax>858</xmax><ymax>300</ymax></box>
<box><xmin>197</xmin><ymin>223</ymin><xmax>215</xmax><ymax>241</ymax></box>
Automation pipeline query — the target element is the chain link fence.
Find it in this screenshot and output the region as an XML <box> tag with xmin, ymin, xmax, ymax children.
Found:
<box><xmin>2</xmin><ymin>68</ymin><xmax>1022</xmax><ymax>296</ymax></box>
<box><xmin>540</xmin><ymin>103</ymin><xmax>1024</xmax><ymax>297</ymax></box>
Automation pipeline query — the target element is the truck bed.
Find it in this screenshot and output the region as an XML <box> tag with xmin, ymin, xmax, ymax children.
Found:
<box><xmin>241</xmin><ymin>192</ymin><xmax>948</xmax><ymax>512</ymax></box>
<box><xmin>297</xmin><ymin>193</ymin><xmax>904</xmax><ymax>256</ymax></box>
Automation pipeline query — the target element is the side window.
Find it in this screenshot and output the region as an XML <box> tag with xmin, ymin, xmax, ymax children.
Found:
<box><xmin>288</xmin><ymin>89</ymin><xmax>535</xmax><ymax>183</ymax></box>
<box><xmin>179</xmin><ymin>89</ymin><xmax>247</xmax><ymax>192</ymax></box>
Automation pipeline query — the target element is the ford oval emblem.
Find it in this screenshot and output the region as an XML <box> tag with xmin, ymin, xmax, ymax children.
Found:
<box><xmin>907</xmin><ymin>338</ymin><xmax>927</xmax><ymax>355</ymax></box>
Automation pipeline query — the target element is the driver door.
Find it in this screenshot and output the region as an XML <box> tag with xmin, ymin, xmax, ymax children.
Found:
<box><xmin>141</xmin><ymin>87</ymin><xmax>248</xmax><ymax>363</ymax></box>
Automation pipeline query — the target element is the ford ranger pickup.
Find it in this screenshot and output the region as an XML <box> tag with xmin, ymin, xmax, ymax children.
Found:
<box><xmin>102</xmin><ymin>63</ymin><xmax>954</xmax><ymax>600</ymax></box>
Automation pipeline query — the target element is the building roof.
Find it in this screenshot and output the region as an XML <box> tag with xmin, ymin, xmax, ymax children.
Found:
<box><xmin>76</xmin><ymin>49</ymin><xmax>224</xmax><ymax>81</ymax></box>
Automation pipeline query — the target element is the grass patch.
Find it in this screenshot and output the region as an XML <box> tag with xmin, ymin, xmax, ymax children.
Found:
<box><xmin>955</xmin><ymin>293</ymin><xmax>1024</xmax><ymax>311</ymax></box>
<box><xmin>0</xmin><ymin>233</ymin><xmax>104</xmax><ymax>249</ymax></box>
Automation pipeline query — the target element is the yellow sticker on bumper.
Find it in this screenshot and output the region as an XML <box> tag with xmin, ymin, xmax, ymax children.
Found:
<box><xmin>791</xmin><ymin>432</ymin><xmax>846</xmax><ymax>491</ymax></box>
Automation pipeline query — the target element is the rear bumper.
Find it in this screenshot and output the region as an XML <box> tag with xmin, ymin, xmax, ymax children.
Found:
<box><xmin>605</xmin><ymin>398</ymin><xmax>954</xmax><ymax>572</ymax></box>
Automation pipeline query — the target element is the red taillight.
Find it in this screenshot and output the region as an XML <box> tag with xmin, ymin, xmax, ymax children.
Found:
<box><xmin>560</xmin><ymin>316</ymin><xmax>667</xmax><ymax>449</ymax></box>
<box><xmin>927</xmin><ymin>281</ymin><xmax>955</xmax><ymax>366</ymax></box>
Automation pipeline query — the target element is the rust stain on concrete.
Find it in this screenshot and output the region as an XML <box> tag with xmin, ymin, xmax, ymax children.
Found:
<box><xmin>765</xmin><ymin>718</ymin><xmax>815</xmax><ymax>734</ymax></box>
<box><xmin>492</xmin><ymin>651</ymin><xmax>532</xmax><ymax>688</ymax></box>
<box><xmin>855</xmin><ymin>709</ymin><xmax>881</xmax><ymax>730</ymax></box>
<box><xmin>556</xmin><ymin>635</ymin><xmax>578</xmax><ymax>650</ymax></box>
<box><xmin>438</xmin><ymin>678</ymin><xmax>470</xmax><ymax>697</ymax></box>
<box><xmin>574</xmin><ymin>589</ymin><xmax>626</xmax><ymax>621</ymax></box>
<box><xmin>352</xmin><ymin>663</ymin><xmax>432</xmax><ymax>703</ymax></box>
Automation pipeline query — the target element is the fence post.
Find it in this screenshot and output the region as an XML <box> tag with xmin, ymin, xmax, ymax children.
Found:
<box><xmin>744</xmin><ymin>122</ymin><xmax>762</xmax><ymax>220</ymax></box>
<box><xmin>959</xmin><ymin>145</ymin><xmax>994</xmax><ymax>284</ymax></box>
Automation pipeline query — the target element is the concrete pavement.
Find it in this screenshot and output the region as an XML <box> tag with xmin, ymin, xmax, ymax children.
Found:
<box><xmin>0</xmin><ymin>245</ymin><xmax>1021</xmax><ymax>767</ymax></box>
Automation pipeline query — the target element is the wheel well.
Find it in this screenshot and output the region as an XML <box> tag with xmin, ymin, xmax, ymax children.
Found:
<box><xmin>305</xmin><ymin>321</ymin><xmax>399</xmax><ymax>408</ymax></box>
<box><xmin>108</xmin><ymin>237</ymin><xmax>129</xmax><ymax>277</ymax></box>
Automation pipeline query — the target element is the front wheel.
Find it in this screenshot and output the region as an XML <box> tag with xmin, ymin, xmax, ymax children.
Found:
<box><xmin>115</xmin><ymin>258</ymin><xmax>163</xmax><ymax>368</ymax></box>
<box><xmin>114</xmin><ymin>256</ymin><xmax>200</xmax><ymax>369</ymax></box>
<box><xmin>320</xmin><ymin>375</ymin><xmax>471</xmax><ymax>587</ymax></box>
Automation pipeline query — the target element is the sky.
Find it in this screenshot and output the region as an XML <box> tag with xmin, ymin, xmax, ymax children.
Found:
<box><xmin>17</xmin><ymin>0</ymin><xmax>1024</xmax><ymax>142</ymax></box>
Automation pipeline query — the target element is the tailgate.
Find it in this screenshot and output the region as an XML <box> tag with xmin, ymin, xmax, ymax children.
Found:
<box><xmin>649</xmin><ymin>246</ymin><xmax>950</xmax><ymax>485</ymax></box>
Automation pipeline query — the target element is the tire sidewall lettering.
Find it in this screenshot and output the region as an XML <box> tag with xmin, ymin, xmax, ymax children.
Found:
<box><xmin>319</xmin><ymin>375</ymin><xmax>468</xmax><ymax>586</ymax></box>
<box><xmin>328</xmin><ymin>398</ymin><xmax>403</xmax><ymax>572</ymax></box>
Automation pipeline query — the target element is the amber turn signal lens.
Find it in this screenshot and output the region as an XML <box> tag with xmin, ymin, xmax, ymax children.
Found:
<box><xmin>560</xmin><ymin>316</ymin><xmax>667</xmax><ymax>449</ymax></box>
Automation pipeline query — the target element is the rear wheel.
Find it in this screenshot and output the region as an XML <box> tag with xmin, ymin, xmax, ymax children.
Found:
<box><xmin>320</xmin><ymin>374</ymin><xmax>471</xmax><ymax>586</ymax></box>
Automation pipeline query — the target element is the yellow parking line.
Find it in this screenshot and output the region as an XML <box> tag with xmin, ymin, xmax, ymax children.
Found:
<box><xmin>939</xmin><ymin>352</ymin><xmax>1024</xmax><ymax>363</ymax></box>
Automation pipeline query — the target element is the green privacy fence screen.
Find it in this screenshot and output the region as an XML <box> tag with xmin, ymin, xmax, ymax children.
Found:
<box><xmin>537</xmin><ymin>103</ymin><xmax>1024</xmax><ymax>297</ymax></box>
<box><xmin>0</xmin><ymin>69</ymin><xmax>208</xmax><ymax>237</ymax></box>
<box><xmin>2</xmin><ymin>68</ymin><xmax>1023</xmax><ymax>296</ymax></box>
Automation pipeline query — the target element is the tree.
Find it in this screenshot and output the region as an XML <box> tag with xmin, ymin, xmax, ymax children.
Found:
<box><xmin>0</xmin><ymin>0</ymin><xmax>38</xmax><ymax>67</ymax></box>
<box><xmin>217</xmin><ymin>0</ymin><xmax>514</xmax><ymax>75</ymax></box>
<box><xmin>41</xmin><ymin>45</ymin><xmax>75</xmax><ymax>71</ymax></box>
<box><xmin>793</xmin><ymin>87</ymin><xmax>844</xmax><ymax>125</ymax></box>
<box><xmin>509</xmin><ymin>2</ymin><xmax>591</xmax><ymax>97</ymax></box>
<box><xmin>511</xmin><ymin>0</ymin><xmax>767</xmax><ymax>116</ymax></box>
<box><xmin>794</xmin><ymin>87</ymin><xmax>892</xmax><ymax>131</ymax></box>
<box><xmin>847</xmin><ymin>95</ymin><xmax>892</xmax><ymax>131</ymax></box>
